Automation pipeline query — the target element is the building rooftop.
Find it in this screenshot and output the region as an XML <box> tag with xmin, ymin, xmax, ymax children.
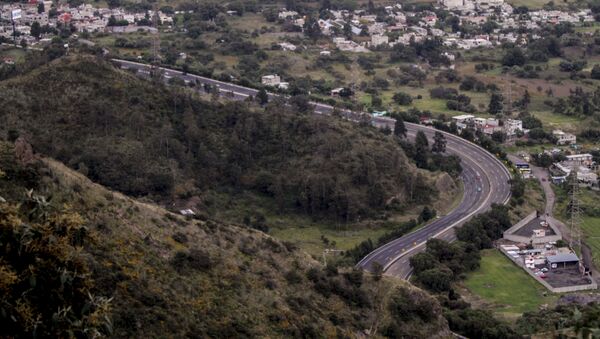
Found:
<box><xmin>547</xmin><ymin>253</ymin><xmax>579</xmax><ymax>264</ymax></box>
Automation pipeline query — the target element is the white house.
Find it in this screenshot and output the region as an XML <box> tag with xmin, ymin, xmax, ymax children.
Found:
<box><xmin>452</xmin><ymin>114</ymin><xmax>475</xmax><ymax>130</ymax></box>
<box><xmin>565</xmin><ymin>154</ymin><xmax>594</xmax><ymax>168</ymax></box>
<box><xmin>504</xmin><ymin>119</ymin><xmax>523</xmax><ymax>136</ymax></box>
<box><xmin>261</xmin><ymin>74</ymin><xmax>281</xmax><ymax>87</ymax></box>
<box><xmin>279</xmin><ymin>42</ymin><xmax>297</xmax><ymax>51</ymax></box>
<box><xmin>371</xmin><ymin>34</ymin><xmax>389</xmax><ymax>47</ymax></box>
<box><xmin>553</xmin><ymin>130</ymin><xmax>577</xmax><ymax>145</ymax></box>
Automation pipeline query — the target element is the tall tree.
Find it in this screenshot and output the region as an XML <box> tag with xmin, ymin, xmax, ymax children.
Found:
<box><xmin>488</xmin><ymin>93</ymin><xmax>503</xmax><ymax>114</ymax></box>
<box><xmin>303</xmin><ymin>15</ymin><xmax>322</xmax><ymax>40</ymax></box>
<box><xmin>415</xmin><ymin>131</ymin><xmax>429</xmax><ymax>150</ymax></box>
<box><xmin>414</xmin><ymin>131</ymin><xmax>429</xmax><ymax>168</ymax></box>
<box><xmin>431</xmin><ymin>131</ymin><xmax>446</xmax><ymax>153</ymax></box>
<box><xmin>37</xmin><ymin>2</ymin><xmax>45</xmax><ymax>13</ymax></box>
<box><xmin>367</xmin><ymin>0</ymin><xmax>376</xmax><ymax>14</ymax></box>
<box><xmin>519</xmin><ymin>89</ymin><xmax>530</xmax><ymax>109</ymax></box>
<box><xmin>256</xmin><ymin>88</ymin><xmax>269</xmax><ymax>105</ymax></box>
<box><xmin>394</xmin><ymin>118</ymin><xmax>407</xmax><ymax>138</ymax></box>
<box><xmin>30</xmin><ymin>21</ymin><xmax>41</xmax><ymax>39</ymax></box>
<box><xmin>285</xmin><ymin>0</ymin><xmax>297</xmax><ymax>10</ymax></box>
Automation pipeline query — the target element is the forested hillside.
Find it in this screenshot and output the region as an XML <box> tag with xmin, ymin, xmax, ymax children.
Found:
<box><xmin>0</xmin><ymin>55</ymin><xmax>435</xmax><ymax>222</ymax></box>
<box><xmin>0</xmin><ymin>140</ymin><xmax>451</xmax><ymax>338</ymax></box>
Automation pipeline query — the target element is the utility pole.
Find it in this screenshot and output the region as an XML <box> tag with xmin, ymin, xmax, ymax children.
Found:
<box><xmin>10</xmin><ymin>9</ymin><xmax>21</xmax><ymax>47</ymax></box>
<box><xmin>151</xmin><ymin>5</ymin><xmax>161</xmax><ymax>76</ymax></box>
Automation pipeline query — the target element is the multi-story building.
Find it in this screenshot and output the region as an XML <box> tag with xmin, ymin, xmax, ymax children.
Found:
<box><xmin>553</xmin><ymin>130</ymin><xmax>577</xmax><ymax>145</ymax></box>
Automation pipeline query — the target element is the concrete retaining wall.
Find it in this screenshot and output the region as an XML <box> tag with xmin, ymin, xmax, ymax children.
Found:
<box><xmin>503</xmin><ymin>234</ymin><xmax>562</xmax><ymax>245</ymax></box>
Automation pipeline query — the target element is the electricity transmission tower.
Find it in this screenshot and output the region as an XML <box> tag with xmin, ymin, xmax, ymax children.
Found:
<box><xmin>569</xmin><ymin>170</ymin><xmax>582</xmax><ymax>252</ymax></box>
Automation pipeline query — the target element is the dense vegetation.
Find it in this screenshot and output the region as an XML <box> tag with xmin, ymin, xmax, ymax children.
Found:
<box><xmin>0</xmin><ymin>55</ymin><xmax>438</xmax><ymax>222</ymax></box>
<box><xmin>0</xmin><ymin>139</ymin><xmax>451</xmax><ymax>337</ymax></box>
<box><xmin>408</xmin><ymin>205</ymin><xmax>519</xmax><ymax>339</ymax></box>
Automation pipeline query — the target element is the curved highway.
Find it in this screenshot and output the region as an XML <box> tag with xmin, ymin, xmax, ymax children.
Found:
<box><xmin>358</xmin><ymin>123</ymin><xmax>511</xmax><ymax>278</ymax></box>
<box><xmin>112</xmin><ymin>58</ymin><xmax>512</xmax><ymax>279</ymax></box>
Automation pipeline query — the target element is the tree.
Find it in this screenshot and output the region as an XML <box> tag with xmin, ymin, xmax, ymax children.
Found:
<box><xmin>392</xmin><ymin>91</ymin><xmax>413</xmax><ymax>105</ymax></box>
<box><xmin>107</xmin><ymin>15</ymin><xmax>117</xmax><ymax>26</ymax></box>
<box><xmin>488</xmin><ymin>93</ymin><xmax>503</xmax><ymax>114</ymax></box>
<box><xmin>419</xmin><ymin>206</ymin><xmax>436</xmax><ymax>223</ymax></box>
<box><xmin>303</xmin><ymin>15</ymin><xmax>322</xmax><ymax>40</ymax></box>
<box><xmin>339</xmin><ymin>87</ymin><xmax>353</xmax><ymax>97</ymax></box>
<box><xmin>491</xmin><ymin>131</ymin><xmax>506</xmax><ymax>143</ymax></box>
<box><xmin>409</xmin><ymin>252</ymin><xmax>438</xmax><ymax>274</ymax></box>
<box><xmin>289</xmin><ymin>95</ymin><xmax>313</xmax><ymax>113</ymax></box>
<box><xmin>431</xmin><ymin>131</ymin><xmax>446</xmax><ymax>153</ymax></box>
<box><xmin>372</xmin><ymin>262</ymin><xmax>383</xmax><ymax>281</ymax></box>
<box><xmin>591</xmin><ymin>64</ymin><xmax>600</xmax><ymax>80</ymax></box>
<box><xmin>519</xmin><ymin>89</ymin><xmax>531</xmax><ymax>109</ymax></box>
<box><xmin>394</xmin><ymin>118</ymin><xmax>407</xmax><ymax>138</ymax></box>
<box><xmin>30</xmin><ymin>21</ymin><xmax>41</xmax><ymax>39</ymax></box>
<box><xmin>368</xmin><ymin>0</ymin><xmax>376</xmax><ymax>14</ymax></box>
<box><xmin>502</xmin><ymin>48</ymin><xmax>526</xmax><ymax>67</ymax></box>
<box><xmin>106</xmin><ymin>0</ymin><xmax>121</xmax><ymax>9</ymax></box>
<box><xmin>414</xmin><ymin>131</ymin><xmax>429</xmax><ymax>168</ymax></box>
<box><xmin>343</xmin><ymin>22</ymin><xmax>352</xmax><ymax>38</ymax></box>
<box><xmin>256</xmin><ymin>88</ymin><xmax>269</xmax><ymax>105</ymax></box>
<box><xmin>418</xmin><ymin>266</ymin><xmax>454</xmax><ymax>292</ymax></box>
<box><xmin>37</xmin><ymin>2</ymin><xmax>45</xmax><ymax>13</ymax></box>
<box><xmin>20</xmin><ymin>39</ymin><xmax>27</xmax><ymax>49</ymax></box>
<box><xmin>510</xmin><ymin>175</ymin><xmax>525</xmax><ymax>199</ymax></box>
<box><xmin>522</xmin><ymin>115</ymin><xmax>542</xmax><ymax>129</ymax></box>
<box><xmin>371</xmin><ymin>95</ymin><xmax>382</xmax><ymax>109</ymax></box>
<box><xmin>415</xmin><ymin>131</ymin><xmax>429</xmax><ymax>151</ymax></box>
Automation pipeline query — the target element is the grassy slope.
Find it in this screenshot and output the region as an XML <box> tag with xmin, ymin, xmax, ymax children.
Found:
<box><xmin>553</xmin><ymin>185</ymin><xmax>600</xmax><ymax>267</ymax></box>
<box><xmin>0</xmin><ymin>145</ymin><xmax>451</xmax><ymax>338</ymax></box>
<box><xmin>509</xmin><ymin>178</ymin><xmax>546</xmax><ymax>223</ymax></box>
<box><xmin>462</xmin><ymin>250</ymin><xmax>558</xmax><ymax>320</ymax></box>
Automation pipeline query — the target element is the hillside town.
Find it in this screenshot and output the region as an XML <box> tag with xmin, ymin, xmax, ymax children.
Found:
<box><xmin>0</xmin><ymin>1</ymin><xmax>173</xmax><ymax>46</ymax></box>
<box><xmin>277</xmin><ymin>0</ymin><xmax>595</xmax><ymax>53</ymax></box>
<box><xmin>0</xmin><ymin>0</ymin><xmax>595</xmax><ymax>52</ymax></box>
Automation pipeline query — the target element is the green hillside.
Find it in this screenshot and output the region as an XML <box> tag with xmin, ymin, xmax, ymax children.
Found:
<box><xmin>0</xmin><ymin>140</ymin><xmax>450</xmax><ymax>338</ymax></box>
<box><xmin>0</xmin><ymin>55</ymin><xmax>435</xmax><ymax>223</ymax></box>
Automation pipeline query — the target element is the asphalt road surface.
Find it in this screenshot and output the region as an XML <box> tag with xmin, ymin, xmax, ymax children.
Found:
<box><xmin>112</xmin><ymin>58</ymin><xmax>512</xmax><ymax>279</ymax></box>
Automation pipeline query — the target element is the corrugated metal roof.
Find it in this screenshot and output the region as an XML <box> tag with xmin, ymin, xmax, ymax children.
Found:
<box><xmin>547</xmin><ymin>253</ymin><xmax>579</xmax><ymax>263</ymax></box>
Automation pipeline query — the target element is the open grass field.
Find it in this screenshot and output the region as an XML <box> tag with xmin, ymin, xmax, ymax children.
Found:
<box><xmin>463</xmin><ymin>249</ymin><xmax>558</xmax><ymax>320</ymax></box>
<box><xmin>0</xmin><ymin>46</ymin><xmax>28</xmax><ymax>62</ymax></box>
<box><xmin>581</xmin><ymin>216</ymin><xmax>600</xmax><ymax>267</ymax></box>
<box><xmin>530</xmin><ymin>110</ymin><xmax>584</xmax><ymax>131</ymax></box>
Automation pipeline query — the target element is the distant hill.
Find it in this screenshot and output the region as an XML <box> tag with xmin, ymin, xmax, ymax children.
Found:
<box><xmin>0</xmin><ymin>55</ymin><xmax>436</xmax><ymax>222</ymax></box>
<box><xmin>0</xmin><ymin>140</ymin><xmax>450</xmax><ymax>338</ymax></box>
